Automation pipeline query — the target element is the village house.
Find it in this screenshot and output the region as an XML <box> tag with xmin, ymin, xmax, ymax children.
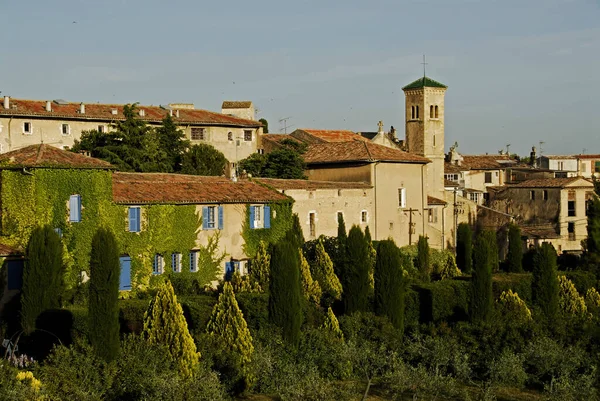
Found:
<box><xmin>538</xmin><ymin>155</ymin><xmax>579</xmax><ymax>178</ymax></box>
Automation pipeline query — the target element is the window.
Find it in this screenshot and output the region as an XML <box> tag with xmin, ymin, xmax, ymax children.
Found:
<box><xmin>172</xmin><ymin>253</ymin><xmax>182</xmax><ymax>273</ymax></box>
<box><xmin>228</xmin><ymin>132</ymin><xmax>233</xmax><ymax>141</ymax></box>
<box><xmin>250</xmin><ymin>205</ymin><xmax>271</xmax><ymax>229</ymax></box>
<box><xmin>54</xmin><ymin>227</ymin><xmax>63</xmax><ymax>238</ymax></box>
<box><xmin>430</xmin><ymin>105</ymin><xmax>434</xmax><ymax>118</ymax></box>
<box><xmin>23</xmin><ymin>122</ymin><xmax>32</xmax><ymax>134</ymax></box>
<box><xmin>128</xmin><ymin>207</ymin><xmax>141</xmax><ymax>232</ymax></box>
<box><xmin>202</xmin><ymin>206</ymin><xmax>223</xmax><ymax>230</ymax></box>
<box><xmin>389</xmin><ymin>222</ymin><xmax>394</xmax><ymax>230</ymax></box>
<box><xmin>189</xmin><ymin>251</ymin><xmax>198</xmax><ymax>272</ymax></box>
<box><xmin>361</xmin><ymin>210</ymin><xmax>368</xmax><ymax>223</ymax></box>
<box><xmin>398</xmin><ymin>188</ymin><xmax>406</xmax><ymax>208</ymax></box>
<box><xmin>98</xmin><ymin>125</ymin><xmax>105</xmax><ymax>133</ymax></box>
<box><xmin>415</xmin><ymin>105</ymin><xmax>419</xmax><ymax>119</ymax></box>
<box><xmin>558</xmin><ymin>161</ymin><xmax>564</xmax><ymax>171</ymax></box>
<box><xmin>435</xmin><ymin>105</ymin><xmax>439</xmax><ymax>118</ymax></box>
<box><xmin>530</xmin><ymin>191</ymin><xmax>535</xmax><ymax>200</ymax></box>
<box><xmin>244</xmin><ymin>130</ymin><xmax>252</xmax><ymax>141</ymax></box>
<box><xmin>191</xmin><ymin>127</ymin><xmax>205</xmax><ymax>140</ymax></box>
<box><xmin>69</xmin><ymin>194</ymin><xmax>81</xmax><ymax>222</ymax></box>
<box><xmin>568</xmin><ymin>222</ymin><xmax>575</xmax><ymax>241</ymax></box>
<box><xmin>445</xmin><ymin>173</ymin><xmax>459</xmax><ymax>182</ymax></box>
<box><xmin>543</xmin><ymin>190</ymin><xmax>548</xmax><ymax>200</ymax></box>
<box><xmin>433</xmin><ymin>135</ymin><xmax>436</xmax><ymax>147</ymax></box>
<box><xmin>338</xmin><ymin>189</ymin><xmax>342</xmax><ymax>197</ymax></box>
<box><xmin>309</xmin><ymin>212</ymin><xmax>316</xmax><ymax>237</ymax></box>
<box><xmin>568</xmin><ymin>200</ymin><xmax>576</xmax><ymax>217</ymax></box>
<box><xmin>428</xmin><ymin>208</ymin><xmax>438</xmax><ymax>224</ymax></box>
<box><xmin>61</xmin><ymin>123</ymin><xmax>70</xmax><ymax>135</ymax></box>
<box><xmin>469</xmin><ymin>193</ymin><xmax>480</xmax><ymax>203</ymax></box>
<box><xmin>595</xmin><ymin>161</ymin><xmax>600</xmax><ymax>173</ymax></box>
<box><xmin>411</xmin><ymin>106</ymin><xmax>415</xmax><ymax>119</ymax></box>
<box><xmin>582</xmin><ymin>163</ymin><xmax>587</xmax><ymax>173</ymax></box>
<box><xmin>153</xmin><ymin>254</ymin><xmax>164</xmax><ymax>275</ymax></box>
<box><xmin>485</xmin><ymin>172</ymin><xmax>492</xmax><ymax>183</ymax></box>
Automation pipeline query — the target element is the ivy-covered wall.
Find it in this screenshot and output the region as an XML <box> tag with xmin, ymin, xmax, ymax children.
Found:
<box><xmin>241</xmin><ymin>201</ymin><xmax>294</xmax><ymax>256</ymax></box>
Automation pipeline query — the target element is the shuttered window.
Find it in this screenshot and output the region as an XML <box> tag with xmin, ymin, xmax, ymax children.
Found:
<box><xmin>202</xmin><ymin>206</ymin><xmax>223</xmax><ymax>230</ymax></box>
<box><xmin>172</xmin><ymin>253</ymin><xmax>182</xmax><ymax>273</ymax></box>
<box><xmin>69</xmin><ymin>195</ymin><xmax>82</xmax><ymax>222</ymax></box>
<box><xmin>249</xmin><ymin>205</ymin><xmax>271</xmax><ymax>229</ymax></box>
<box><xmin>128</xmin><ymin>207</ymin><xmax>141</xmax><ymax>232</ymax></box>
<box><xmin>189</xmin><ymin>251</ymin><xmax>198</xmax><ymax>272</ymax></box>
<box><xmin>153</xmin><ymin>254</ymin><xmax>163</xmax><ymax>275</ymax></box>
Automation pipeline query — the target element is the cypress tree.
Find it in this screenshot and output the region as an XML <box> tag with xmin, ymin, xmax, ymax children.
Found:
<box><xmin>456</xmin><ymin>223</ymin><xmax>473</xmax><ymax>274</ymax></box>
<box><xmin>249</xmin><ymin>240</ymin><xmax>270</xmax><ymax>292</ymax></box>
<box><xmin>335</xmin><ymin>213</ymin><xmax>348</xmax><ymax>278</ymax></box>
<box><xmin>365</xmin><ymin>226</ymin><xmax>377</xmax><ymax>289</ymax></box>
<box><xmin>269</xmin><ymin>240</ymin><xmax>303</xmax><ymax>346</ymax></box>
<box><xmin>470</xmin><ymin>231</ymin><xmax>493</xmax><ymax>323</ymax></box>
<box><xmin>532</xmin><ymin>243</ymin><xmax>559</xmax><ymax>322</ymax></box>
<box><xmin>507</xmin><ymin>224</ymin><xmax>523</xmax><ymax>273</ymax></box>
<box><xmin>143</xmin><ymin>281</ymin><xmax>200</xmax><ymax>377</ymax></box>
<box><xmin>343</xmin><ymin>226</ymin><xmax>370</xmax><ymax>314</ymax></box>
<box><xmin>417</xmin><ymin>235</ymin><xmax>430</xmax><ymax>281</ymax></box>
<box><xmin>21</xmin><ymin>226</ymin><xmax>64</xmax><ymax>334</ymax></box>
<box><xmin>288</xmin><ymin>213</ymin><xmax>306</xmax><ymax>250</ymax></box>
<box><xmin>299</xmin><ymin>251</ymin><xmax>322</xmax><ymax>305</ymax></box>
<box><xmin>88</xmin><ymin>228</ymin><xmax>120</xmax><ymax>362</ymax></box>
<box><xmin>483</xmin><ymin>230</ymin><xmax>500</xmax><ymax>272</ymax></box>
<box><xmin>311</xmin><ymin>238</ymin><xmax>342</xmax><ymax>306</ymax></box>
<box><xmin>585</xmin><ymin>197</ymin><xmax>600</xmax><ymax>269</ymax></box>
<box><xmin>374</xmin><ymin>239</ymin><xmax>405</xmax><ymax>332</ymax></box>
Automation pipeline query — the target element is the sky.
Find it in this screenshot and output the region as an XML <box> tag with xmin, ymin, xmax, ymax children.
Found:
<box><xmin>1</xmin><ymin>0</ymin><xmax>599</xmax><ymax>156</ymax></box>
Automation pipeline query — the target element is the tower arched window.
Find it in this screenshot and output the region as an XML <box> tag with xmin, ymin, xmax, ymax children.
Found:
<box><xmin>416</xmin><ymin>106</ymin><xmax>419</xmax><ymax>119</ymax></box>
<box><xmin>430</xmin><ymin>105</ymin><xmax>434</xmax><ymax>118</ymax></box>
<box><xmin>411</xmin><ymin>106</ymin><xmax>415</xmax><ymax>119</ymax></box>
<box><xmin>435</xmin><ymin>105</ymin><xmax>439</xmax><ymax>118</ymax></box>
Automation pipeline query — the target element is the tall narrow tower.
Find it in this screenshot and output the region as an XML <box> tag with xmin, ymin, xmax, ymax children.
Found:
<box><xmin>402</xmin><ymin>76</ymin><xmax>447</xmax><ymax>197</ymax></box>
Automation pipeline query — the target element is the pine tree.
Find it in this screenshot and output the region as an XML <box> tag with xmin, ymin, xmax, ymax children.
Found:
<box><xmin>311</xmin><ymin>238</ymin><xmax>342</xmax><ymax>306</ymax></box>
<box><xmin>206</xmin><ymin>282</ymin><xmax>254</xmax><ymax>368</ymax></box>
<box><xmin>557</xmin><ymin>275</ymin><xmax>587</xmax><ymax>317</ymax></box>
<box><xmin>374</xmin><ymin>239</ymin><xmax>405</xmax><ymax>332</ymax></box>
<box><xmin>143</xmin><ymin>281</ymin><xmax>200</xmax><ymax>377</ymax></box>
<box><xmin>299</xmin><ymin>251</ymin><xmax>322</xmax><ymax>305</ymax></box>
<box><xmin>156</xmin><ymin>113</ymin><xmax>189</xmax><ymax>172</ymax></box>
<box><xmin>417</xmin><ymin>235</ymin><xmax>430</xmax><ymax>281</ymax></box>
<box><xmin>269</xmin><ymin>240</ymin><xmax>303</xmax><ymax>346</ymax></box>
<box><xmin>88</xmin><ymin>228</ymin><xmax>120</xmax><ymax>362</ymax></box>
<box><xmin>249</xmin><ymin>240</ymin><xmax>270</xmax><ymax>292</ymax></box>
<box><xmin>497</xmin><ymin>290</ymin><xmax>532</xmax><ymax>325</ymax></box>
<box><xmin>343</xmin><ymin>226</ymin><xmax>370</xmax><ymax>314</ymax></box>
<box><xmin>456</xmin><ymin>223</ymin><xmax>473</xmax><ymax>274</ymax></box>
<box><xmin>322</xmin><ymin>307</ymin><xmax>344</xmax><ymax>340</ymax></box>
<box><xmin>365</xmin><ymin>226</ymin><xmax>377</xmax><ymax>289</ymax></box>
<box><xmin>470</xmin><ymin>231</ymin><xmax>493</xmax><ymax>323</ymax></box>
<box><xmin>507</xmin><ymin>224</ymin><xmax>523</xmax><ymax>273</ymax></box>
<box><xmin>21</xmin><ymin>226</ymin><xmax>64</xmax><ymax>334</ymax></box>
<box><xmin>532</xmin><ymin>243</ymin><xmax>559</xmax><ymax>322</ymax></box>
<box><xmin>180</xmin><ymin>143</ymin><xmax>228</xmax><ymax>176</ymax></box>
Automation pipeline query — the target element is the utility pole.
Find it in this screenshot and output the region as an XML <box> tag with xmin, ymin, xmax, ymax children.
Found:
<box><xmin>404</xmin><ymin>208</ymin><xmax>419</xmax><ymax>245</ymax></box>
<box><xmin>453</xmin><ymin>188</ymin><xmax>458</xmax><ymax>249</ymax></box>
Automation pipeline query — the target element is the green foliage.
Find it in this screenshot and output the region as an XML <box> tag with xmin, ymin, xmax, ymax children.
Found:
<box><xmin>557</xmin><ymin>275</ymin><xmax>588</xmax><ymax>317</ymax></box>
<box><xmin>180</xmin><ymin>143</ymin><xmax>227</xmax><ymax>176</ymax></box>
<box><xmin>532</xmin><ymin>243</ymin><xmax>559</xmax><ymax>322</ymax></box>
<box><xmin>269</xmin><ymin>240</ymin><xmax>303</xmax><ymax>346</ymax></box>
<box><xmin>585</xmin><ymin>287</ymin><xmax>600</xmax><ymax>312</ymax></box>
<box><xmin>342</xmin><ymin>226</ymin><xmax>370</xmax><ymax>314</ymax></box>
<box><xmin>482</xmin><ymin>230</ymin><xmax>500</xmax><ymax>272</ymax></box>
<box><xmin>563</xmin><ymin>270</ymin><xmax>597</xmax><ymax>295</ymax></box>
<box><xmin>335</xmin><ymin>213</ymin><xmax>348</xmax><ymax>278</ymax></box>
<box><xmin>322</xmin><ymin>307</ymin><xmax>344</xmax><ymax>340</ymax></box>
<box><xmin>88</xmin><ymin>227</ymin><xmax>120</xmax><ymax>362</ymax></box>
<box><xmin>585</xmin><ymin>196</ymin><xmax>600</xmax><ymax>268</ymax></box>
<box><xmin>299</xmin><ymin>251</ymin><xmax>322</xmax><ymax>305</ymax></box>
<box><xmin>310</xmin><ymin>237</ymin><xmax>342</xmax><ymax>306</ymax></box>
<box><xmin>457</xmin><ymin>223</ymin><xmax>473</xmax><ymax>274</ymax></box>
<box><xmin>374</xmin><ymin>239</ymin><xmax>405</xmax><ymax>331</ymax></box>
<box><xmin>288</xmin><ymin>213</ymin><xmax>305</xmax><ymax>249</ymax></box>
<box><xmin>230</xmin><ymin>271</ymin><xmax>261</xmax><ymax>293</ymax></box>
<box><xmin>434</xmin><ymin>251</ymin><xmax>461</xmax><ymax>280</ymax></box>
<box><xmin>248</xmin><ymin>240</ymin><xmax>270</xmax><ymax>292</ymax></box>
<box><xmin>22</xmin><ymin>225</ymin><xmax>64</xmax><ymax>334</ymax></box>
<box><xmin>241</xmin><ymin>202</ymin><xmax>294</xmax><ymax>257</ymax></box>
<box><xmin>507</xmin><ymin>224</ymin><xmax>524</xmax><ymax>273</ymax></box>
<box><xmin>492</xmin><ymin>273</ymin><xmax>532</xmax><ymax>304</ymax></box>
<box><xmin>143</xmin><ymin>281</ymin><xmax>200</xmax><ymax>377</ymax></box>
<box><xmin>238</xmin><ymin>153</ymin><xmax>267</xmax><ymax>177</ymax></box>
<box><xmin>471</xmin><ymin>231</ymin><xmax>493</xmax><ymax>323</ymax></box>
<box><xmin>239</xmin><ymin>141</ymin><xmax>306</xmax><ymax>179</ymax></box>
<box><xmin>489</xmin><ymin>349</ymin><xmax>528</xmax><ymax>388</ymax></box>
<box><xmin>365</xmin><ymin>226</ymin><xmax>376</xmax><ymax>289</ymax></box>
<box><xmin>417</xmin><ymin>235</ymin><xmax>431</xmax><ymax>281</ymax></box>
<box><xmin>157</xmin><ymin>114</ymin><xmax>190</xmax><ymax>172</ymax></box>
<box><xmin>496</xmin><ymin>289</ymin><xmax>532</xmax><ymax>325</ymax></box>
<box><xmin>412</xmin><ymin>279</ymin><xmax>471</xmax><ymax>324</ymax></box>
<box><xmin>259</xmin><ymin>118</ymin><xmax>269</xmax><ymax>133</ymax></box>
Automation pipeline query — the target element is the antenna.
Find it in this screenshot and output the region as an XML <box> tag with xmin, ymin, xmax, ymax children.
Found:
<box><xmin>421</xmin><ymin>54</ymin><xmax>428</xmax><ymax>78</ymax></box>
<box><xmin>539</xmin><ymin>141</ymin><xmax>545</xmax><ymax>156</ymax></box>
<box><xmin>582</xmin><ymin>148</ymin><xmax>587</xmax><ymax>155</ymax></box>
<box><xmin>279</xmin><ymin>116</ymin><xmax>294</xmax><ymax>134</ymax></box>
<box><xmin>506</xmin><ymin>143</ymin><xmax>511</xmax><ymax>156</ymax></box>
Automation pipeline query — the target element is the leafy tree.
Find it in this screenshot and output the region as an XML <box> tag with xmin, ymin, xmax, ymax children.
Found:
<box><xmin>88</xmin><ymin>228</ymin><xmax>120</xmax><ymax>362</ymax></box>
<box><xmin>417</xmin><ymin>235</ymin><xmax>430</xmax><ymax>281</ymax></box>
<box><xmin>156</xmin><ymin>113</ymin><xmax>189</xmax><ymax>172</ymax></box>
<box><xmin>248</xmin><ymin>240</ymin><xmax>270</xmax><ymax>292</ymax></box>
<box><xmin>238</xmin><ymin>153</ymin><xmax>267</xmax><ymax>177</ymax></box>
<box><xmin>507</xmin><ymin>224</ymin><xmax>523</xmax><ymax>273</ymax></box>
<box><xmin>269</xmin><ymin>240</ymin><xmax>303</xmax><ymax>346</ymax></box>
<box><xmin>262</xmin><ymin>147</ymin><xmax>306</xmax><ymax>179</ymax></box>
<box><xmin>322</xmin><ymin>307</ymin><xmax>344</xmax><ymax>340</ymax></box>
<box><xmin>471</xmin><ymin>231</ymin><xmax>493</xmax><ymax>323</ymax></box>
<box><xmin>311</xmin><ymin>238</ymin><xmax>342</xmax><ymax>306</ymax></box>
<box><xmin>343</xmin><ymin>226</ymin><xmax>370</xmax><ymax>314</ymax></box>
<box><xmin>365</xmin><ymin>226</ymin><xmax>377</xmax><ymax>289</ymax></box>
<box><xmin>456</xmin><ymin>223</ymin><xmax>473</xmax><ymax>274</ymax></box>
<box><xmin>143</xmin><ymin>281</ymin><xmax>200</xmax><ymax>377</ymax></box>
<box><xmin>299</xmin><ymin>251</ymin><xmax>322</xmax><ymax>305</ymax></box>
<box><xmin>374</xmin><ymin>239</ymin><xmax>405</xmax><ymax>332</ymax></box>
<box><xmin>557</xmin><ymin>275</ymin><xmax>587</xmax><ymax>317</ymax></box>
<box><xmin>532</xmin><ymin>243</ymin><xmax>559</xmax><ymax>322</ymax></box>
<box><xmin>259</xmin><ymin>118</ymin><xmax>269</xmax><ymax>133</ymax></box>
<box><xmin>180</xmin><ymin>143</ymin><xmax>228</xmax><ymax>176</ymax></box>
<box><xmin>22</xmin><ymin>226</ymin><xmax>64</xmax><ymax>334</ymax></box>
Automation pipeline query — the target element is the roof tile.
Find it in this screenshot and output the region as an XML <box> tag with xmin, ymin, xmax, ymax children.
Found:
<box><xmin>303</xmin><ymin>141</ymin><xmax>429</xmax><ymax>164</ymax></box>
<box><xmin>294</xmin><ymin>129</ymin><xmax>370</xmax><ymax>143</ymax></box>
<box><xmin>0</xmin><ymin>144</ymin><xmax>114</xmax><ymax>169</ymax></box>
<box><xmin>510</xmin><ymin>177</ymin><xmax>593</xmax><ymax>188</ymax></box>
<box><xmin>256</xmin><ymin>178</ymin><xmax>372</xmax><ymax>190</ymax></box>
<box><xmin>222</xmin><ymin>101</ymin><xmax>252</xmax><ymax>109</ymax></box>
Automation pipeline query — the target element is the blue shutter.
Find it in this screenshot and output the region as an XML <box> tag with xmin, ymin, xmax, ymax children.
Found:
<box><xmin>264</xmin><ymin>205</ymin><xmax>271</xmax><ymax>229</ymax></box>
<box><xmin>135</xmin><ymin>207</ymin><xmax>141</xmax><ymax>231</ymax></box>
<box><xmin>119</xmin><ymin>256</ymin><xmax>132</xmax><ymax>290</ymax></box>
<box><xmin>69</xmin><ymin>195</ymin><xmax>81</xmax><ymax>222</ymax></box>
<box><xmin>54</xmin><ymin>228</ymin><xmax>63</xmax><ymax>238</ymax></box>
<box><xmin>249</xmin><ymin>206</ymin><xmax>255</xmax><ymax>229</ymax></box>
<box><xmin>7</xmin><ymin>260</ymin><xmax>24</xmax><ymax>290</ymax></box>
<box><xmin>218</xmin><ymin>206</ymin><xmax>224</xmax><ymax>230</ymax></box>
<box><xmin>202</xmin><ymin>207</ymin><xmax>208</xmax><ymax>230</ymax></box>
<box><xmin>225</xmin><ymin>262</ymin><xmax>233</xmax><ymax>280</ymax></box>
<box><xmin>128</xmin><ymin>207</ymin><xmax>140</xmax><ymax>232</ymax></box>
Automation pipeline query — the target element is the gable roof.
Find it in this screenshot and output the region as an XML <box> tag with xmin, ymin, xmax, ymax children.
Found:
<box><xmin>510</xmin><ymin>177</ymin><xmax>594</xmax><ymax>189</ymax></box>
<box><xmin>303</xmin><ymin>141</ymin><xmax>429</xmax><ymax>165</ymax></box>
<box><xmin>0</xmin><ymin>144</ymin><xmax>114</xmax><ymax>169</ymax></box>
<box><xmin>256</xmin><ymin>178</ymin><xmax>372</xmax><ymax>190</ymax></box>
<box><xmin>0</xmin><ymin>98</ymin><xmax>261</xmax><ymax>128</ymax></box>
<box><xmin>402</xmin><ymin>76</ymin><xmax>447</xmax><ymax>90</ymax></box>
<box><xmin>292</xmin><ymin>129</ymin><xmax>370</xmax><ymax>143</ymax></box>
<box><xmin>428</xmin><ymin>195</ymin><xmax>447</xmax><ymax>205</ymax></box>
<box><xmin>222</xmin><ymin>101</ymin><xmax>252</xmax><ymax>109</ymax></box>
<box><xmin>576</xmin><ymin>154</ymin><xmax>600</xmax><ymax>160</ymax></box>
<box><xmin>112</xmin><ymin>172</ymin><xmax>290</xmax><ymax>205</ymax></box>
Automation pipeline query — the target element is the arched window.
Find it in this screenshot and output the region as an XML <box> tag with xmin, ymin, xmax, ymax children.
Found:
<box><xmin>416</xmin><ymin>106</ymin><xmax>419</xmax><ymax>119</ymax></box>
<box><xmin>435</xmin><ymin>105</ymin><xmax>439</xmax><ymax>118</ymax></box>
<box><xmin>430</xmin><ymin>105</ymin><xmax>434</xmax><ymax>118</ymax></box>
<box><xmin>228</xmin><ymin>132</ymin><xmax>233</xmax><ymax>141</ymax></box>
<box><xmin>411</xmin><ymin>106</ymin><xmax>415</xmax><ymax>119</ymax></box>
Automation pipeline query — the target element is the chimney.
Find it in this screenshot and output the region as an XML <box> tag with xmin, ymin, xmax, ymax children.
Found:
<box><xmin>139</xmin><ymin>109</ymin><xmax>145</xmax><ymax>117</ymax></box>
<box><xmin>46</xmin><ymin>101</ymin><xmax>52</xmax><ymax>112</ymax></box>
<box><xmin>80</xmin><ymin>103</ymin><xmax>85</xmax><ymax>114</ymax></box>
<box><xmin>175</xmin><ymin>109</ymin><xmax>180</xmax><ymax>118</ymax></box>
<box><xmin>169</xmin><ymin>109</ymin><xmax>173</xmax><ymax>117</ymax></box>
<box><xmin>530</xmin><ymin>146</ymin><xmax>537</xmax><ymax>167</ymax></box>
<box><xmin>377</xmin><ymin>120</ymin><xmax>384</xmax><ymax>135</ymax></box>
<box><xmin>3</xmin><ymin>96</ymin><xmax>8</xmax><ymax>109</ymax></box>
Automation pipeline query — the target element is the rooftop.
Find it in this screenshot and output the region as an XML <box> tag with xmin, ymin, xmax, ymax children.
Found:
<box><xmin>0</xmin><ymin>144</ymin><xmax>114</xmax><ymax>169</ymax></box>
<box><xmin>0</xmin><ymin>98</ymin><xmax>261</xmax><ymax>128</ymax></box>
<box><xmin>0</xmin><ymin>242</ymin><xmax>22</xmax><ymax>256</ymax></box>
<box><xmin>222</xmin><ymin>101</ymin><xmax>253</xmax><ymax>109</ymax></box>
<box><xmin>303</xmin><ymin>141</ymin><xmax>430</xmax><ymax>165</ymax></box>
<box><xmin>256</xmin><ymin>178</ymin><xmax>372</xmax><ymax>190</ymax></box>
<box><xmin>292</xmin><ymin>129</ymin><xmax>370</xmax><ymax>143</ymax></box>
<box><xmin>510</xmin><ymin>177</ymin><xmax>594</xmax><ymax>188</ymax></box>
<box><xmin>402</xmin><ymin>76</ymin><xmax>447</xmax><ymax>90</ymax></box>
<box><xmin>112</xmin><ymin>172</ymin><xmax>290</xmax><ymax>205</ymax></box>
<box><xmin>428</xmin><ymin>195</ymin><xmax>447</xmax><ymax>205</ymax></box>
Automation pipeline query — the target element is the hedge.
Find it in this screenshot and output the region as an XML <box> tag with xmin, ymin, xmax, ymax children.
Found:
<box><xmin>406</xmin><ymin>279</ymin><xmax>470</xmax><ymax>326</ymax></box>
<box><xmin>561</xmin><ymin>271</ymin><xmax>598</xmax><ymax>295</ymax></box>
<box><xmin>492</xmin><ymin>273</ymin><xmax>532</xmax><ymax>304</ymax></box>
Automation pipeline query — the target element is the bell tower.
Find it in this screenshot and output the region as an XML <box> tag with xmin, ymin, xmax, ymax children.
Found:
<box><xmin>403</xmin><ymin>76</ymin><xmax>447</xmax><ymax>196</ymax></box>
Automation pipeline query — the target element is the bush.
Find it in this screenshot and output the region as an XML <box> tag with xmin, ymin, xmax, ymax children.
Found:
<box><xmin>562</xmin><ymin>270</ymin><xmax>597</xmax><ymax>295</ymax></box>
<box><xmin>489</xmin><ymin>349</ymin><xmax>527</xmax><ymax>388</ymax></box>
<box><xmin>558</xmin><ymin>275</ymin><xmax>587</xmax><ymax>317</ymax></box>
<box><xmin>413</xmin><ymin>280</ymin><xmax>470</xmax><ymax>324</ymax></box>
<box><xmin>235</xmin><ymin>292</ymin><xmax>270</xmax><ymax>332</ymax></box>
<box><xmin>118</xmin><ymin>299</ymin><xmax>151</xmax><ymax>334</ymax></box>
<box><xmin>492</xmin><ymin>273</ymin><xmax>532</xmax><ymax>304</ymax></box>
<box><xmin>179</xmin><ymin>294</ymin><xmax>218</xmax><ymax>334</ymax></box>
<box><xmin>496</xmin><ymin>290</ymin><xmax>532</xmax><ymax>326</ymax></box>
<box><xmin>456</xmin><ymin>223</ymin><xmax>473</xmax><ymax>274</ymax></box>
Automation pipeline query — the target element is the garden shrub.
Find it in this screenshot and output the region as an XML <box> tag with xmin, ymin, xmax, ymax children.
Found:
<box><xmin>236</xmin><ymin>292</ymin><xmax>270</xmax><ymax>332</ymax></box>
<box><xmin>179</xmin><ymin>294</ymin><xmax>218</xmax><ymax>334</ymax></box>
<box><xmin>118</xmin><ymin>299</ymin><xmax>150</xmax><ymax>334</ymax></box>
<box><xmin>562</xmin><ymin>270</ymin><xmax>597</xmax><ymax>295</ymax></box>
<box><xmin>492</xmin><ymin>273</ymin><xmax>532</xmax><ymax>304</ymax></box>
<box><xmin>558</xmin><ymin>275</ymin><xmax>587</xmax><ymax>317</ymax></box>
<box><xmin>413</xmin><ymin>279</ymin><xmax>470</xmax><ymax>324</ymax></box>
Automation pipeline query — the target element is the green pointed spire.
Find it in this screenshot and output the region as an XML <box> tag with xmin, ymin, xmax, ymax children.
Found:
<box><xmin>402</xmin><ymin>76</ymin><xmax>447</xmax><ymax>90</ymax></box>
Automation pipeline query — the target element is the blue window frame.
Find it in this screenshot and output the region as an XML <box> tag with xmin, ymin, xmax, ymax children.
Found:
<box><xmin>119</xmin><ymin>256</ymin><xmax>132</xmax><ymax>291</ymax></box>
<box><xmin>152</xmin><ymin>254</ymin><xmax>163</xmax><ymax>275</ymax></box>
<box><xmin>249</xmin><ymin>205</ymin><xmax>270</xmax><ymax>229</ymax></box>
<box><xmin>69</xmin><ymin>194</ymin><xmax>81</xmax><ymax>222</ymax></box>
<box><xmin>189</xmin><ymin>251</ymin><xmax>198</xmax><ymax>272</ymax></box>
<box><xmin>128</xmin><ymin>207</ymin><xmax>141</xmax><ymax>232</ymax></box>
<box><xmin>172</xmin><ymin>253</ymin><xmax>182</xmax><ymax>273</ymax></box>
<box><xmin>202</xmin><ymin>206</ymin><xmax>223</xmax><ymax>230</ymax></box>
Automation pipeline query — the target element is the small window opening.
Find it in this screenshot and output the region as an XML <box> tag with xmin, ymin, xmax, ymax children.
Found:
<box><xmin>435</xmin><ymin>105</ymin><xmax>439</xmax><ymax>118</ymax></box>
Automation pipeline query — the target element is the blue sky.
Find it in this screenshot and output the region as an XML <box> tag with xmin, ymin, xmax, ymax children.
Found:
<box><xmin>1</xmin><ymin>0</ymin><xmax>598</xmax><ymax>156</ymax></box>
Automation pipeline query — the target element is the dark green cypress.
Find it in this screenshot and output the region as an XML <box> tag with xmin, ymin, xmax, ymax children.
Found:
<box><xmin>417</xmin><ymin>235</ymin><xmax>430</xmax><ymax>281</ymax></box>
<box><xmin>89</xmin><ymin>228</ymin><xmax>121</xmax><ymax>362</ymax></box>
<box><xmin>456</xmin><ymin>223</ymin><xmax>473</xmax><ymax>274</ymax></box>
<box><xmin>470</xmin><ymin>231</ymin><xmax>493</xmax><ymax>323</ymax></box>
<box><xmin>343</xmin><ymin>226</ymin><xmax>370</xmax><ymax>314</ymax></box>
<box><xmin>585</xmin><ymin>197</ymin><xmax>600</xmax><ymax>268</ymax></box>
<box><xmin>532</xmin><ymin>243</ymin><xmax>559</xmax><ymax>322</ymax></box>
<box><xmin>507</xmin><ymin>224</ymin><xmax>523</xmax><ymax>273</ymax></box>
<box><xmin>21</xmin><ymin>226</ymin><xmax>64</xmax><ymax>334</ymax></box>
<box><xmin>287</xmin><ymin>213</ymin><xmax>305</xmax><ymax>249</ymax></box>
<box><xmin>334</xmin><ymin>213</ymin><xmax>348</xmax><ymax>278</ymax></box>
<box><xmin>482</xmin><ymin>230</ymin><xmax>499</xmax><ymax>272</ymax></box>
<box><xmin>374</xmin><ymin>239</ymin><xmax>405</xmax><ymax>333</ymax></box>
<box><xmin>269</xmin><ymin>240</ymin><xmax>303</xmax><ymax>346</ymax></box>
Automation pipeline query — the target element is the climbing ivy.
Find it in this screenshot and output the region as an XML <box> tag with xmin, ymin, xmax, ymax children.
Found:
<box><xmin>241</xmin><ymin>202</ymin><xmax>294</xmax><ymax>256</ymax></box>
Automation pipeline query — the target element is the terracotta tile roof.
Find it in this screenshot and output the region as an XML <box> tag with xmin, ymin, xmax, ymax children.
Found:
<box><xmin>303</xmin><ymin>141</ymin><xmax>430</xmax><ymax>165</ymax></box>
<box><xmin>444</xmin><ymin>179</ymin><xmax>460</xmax><ymax>187</ymax></box>
<box><xmin>256</xmin><ymin>178</ymin><xmax>372</xmax><ymax>190</ymax></box>
<box><xmin>445</xmin><ymin>162</ymin><xmax>467</xmax><ymax>173</ymax></box>
<box><xmin>0</xmin><ymin>242</ymin><xmax>22</xmax><ymax>256</ymax></box>
<box><xmin>461</xmin><ymin>155</ymin><xmax>516</xmax><ymax>170</ymax></box>
<box><xmin>510</xmin><ymin>177</ymin><xmax>593</xmax><ymax>188</ymax></box>
<box><xmin>294</xmin><ymin>129</ymin><xmax>370</xmax><ymax>143</ymax></box>
<box><xmin>0</xmin><ymin>98</ymin><xmax>260</xmax><ymax>127</ymax></box>
<box><xmin>262</xmin><ymin>134</ymin><xmax>301</xmax><ymax>144</ymax></box>
<box><xmin>576</xmin><ymin>154</ymin><xmax>600</xmax><ymax>160</ymax></box>
<box><xmin>541</xmin><ymin>155</ymin><xmax>578</xmax><ymax>160</ymax></box>
<box><xmin>428</xmin><ymin>196</ymin><xmax>447</xmax><ymax>205</ymax></box>
<box><xmin>0</xmin><ymin>144</ymin><xmax>114</xmax><ymax>169</ymax></box>
<box><xmin>222</xmin><ymin>101</ymin><xmax>252</xmax><ymax>109</ymax></box>
<box><xmin>112</xmin><ymin>172</ymin><xmax>290</xmax><ymax>205</ymax></box>
<box><xmin>521</xmin><ymin>226</ymin><xmax>560</xmax><ymax>239</ymax></box>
